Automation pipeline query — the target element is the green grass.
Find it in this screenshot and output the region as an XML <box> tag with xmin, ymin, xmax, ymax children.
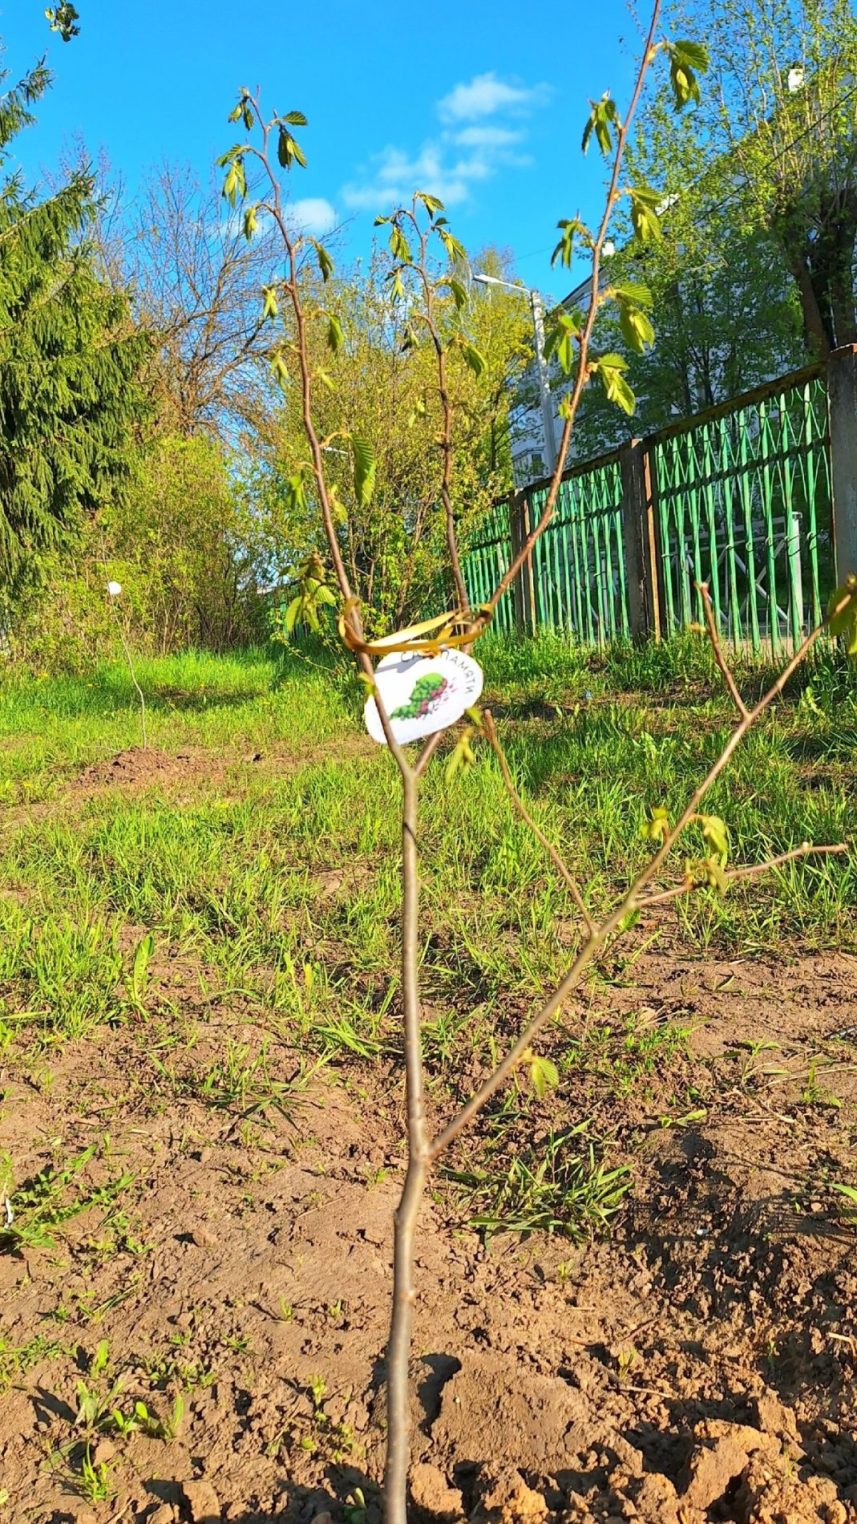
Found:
<box><xmin>445</xmin><ymin>1117</ymin><xmax>632</xmax><ymax>1240</ymax></box>
<box><xmin>0</xmin><ymin>632</ymin><xmax>853</xmax><ymax>1128</ymax></box>
<box><xmin>0</xmin><ymin>645</ymin><xmax>351</xmax><ymax>805</ymax></box>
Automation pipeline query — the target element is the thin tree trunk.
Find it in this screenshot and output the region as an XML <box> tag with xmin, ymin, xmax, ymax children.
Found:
<box><xmin>384</xmin><ymin>768</ymin><xmax>429</xmax><ymax>1524</ymax></box>
<box><xmin>788</xmin><ymin>251</ymin><xmax>833</xmax><ymax>357</ymax></box>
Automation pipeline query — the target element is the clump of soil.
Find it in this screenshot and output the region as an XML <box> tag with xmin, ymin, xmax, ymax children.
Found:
<box><xmin>75</xmin><ymin>746</ymin><xmax>197</xmax><ymax>791</ymax></box>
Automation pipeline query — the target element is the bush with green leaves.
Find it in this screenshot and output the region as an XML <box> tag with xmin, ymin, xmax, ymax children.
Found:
<box><xmin>8</xmin><ymin>434</ymin><xmax>267</xmax><ymax>672</ymax></box>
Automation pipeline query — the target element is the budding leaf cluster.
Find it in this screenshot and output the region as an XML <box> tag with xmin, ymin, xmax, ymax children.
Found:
<box><xmin>283</xmin><ymin>552</ymin><xmax>337</xmax><ymax>635</ymax></box>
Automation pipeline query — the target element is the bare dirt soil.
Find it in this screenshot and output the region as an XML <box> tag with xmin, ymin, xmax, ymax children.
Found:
<box><xmin>3</xmin><ymin>729</ymin><xmax>857</xmax><ymax>1524</ymax></box>
<box><xmin>2</xmin><ymin>894</ymin><xmax>856</xmax><ymax>1524</ymax></box>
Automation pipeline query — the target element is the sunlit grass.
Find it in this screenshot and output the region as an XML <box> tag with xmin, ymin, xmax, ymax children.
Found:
<box><xmin>0</xmin><ymin>633</ymin><xmax>853</xmax><ymax>1066</ymax></box>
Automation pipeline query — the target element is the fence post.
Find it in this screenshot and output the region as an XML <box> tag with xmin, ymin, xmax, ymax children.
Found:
<box><xmin>620</xmin><ymin>439</ymin><xmax>661</xmax><ymax>642</ymax></box>
<box><xmin>507</xmin><ymin>491</ymin><xmax>524</xmax><ymax>633</ymax></box>
<box><xmin>828</xmin><ymin>343</ymin><xmax>857</xmax><ymax>581</ymax></box>
<box><xmin>508</xmin><ymin>490</ymin><xmax>537</xmax><ymax>634</ymax></box>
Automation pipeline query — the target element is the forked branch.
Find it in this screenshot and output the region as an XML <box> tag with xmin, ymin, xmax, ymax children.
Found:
<box><xmin>429</xmin><ymin>583</ymin><xmax>850</xmax><ymax>1160</ymax></box>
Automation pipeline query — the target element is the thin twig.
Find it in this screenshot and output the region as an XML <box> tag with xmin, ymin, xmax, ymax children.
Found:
<box><xmin>482</xmin><ymin>710</ymin><xmax>594</xmax><ymax>933</ymax></box>
<box><xmin>409</xmin><ymin>213</ymin><xmax>469</xmax><ymax>616</ymax></box>
<box><xmin>637</xmin><ymin>842</ymin><xmax>847</xmax><ymax>907</ymax></box>
<box><xmin>699</xmin><ymin>580</ymin><xmax>749</xmax><ymax>718</ymax></box>
<box><xmin>414</xmin><ymin>728</ymin><xmax>444</xmax><ymax>778</ymax></box>
<box><xmin>485</xmin><ymin>0</ymin><xmax>663</xmax><ymax>619</ymax></box>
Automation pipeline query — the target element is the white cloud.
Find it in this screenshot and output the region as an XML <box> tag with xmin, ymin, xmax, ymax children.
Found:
<box><xmin>343</xmin><ymin>145</ymin><xmax>472</xmax><ymax>211</ymax></box>
<box><xmin>438</xmin><ymin>72</ymin><xmax>549</xmax><ymax>123</ymax></box>
<box><xmin>288</xmin><ymin>197</ymin><xmax>338</xmax><ymax>235</ymax></box>
<box><xmin>342</xmin><ymin>72</ymin><xmax>547</xmax><ymax>216</ymax></box>
<box><xmin>452</xmin><ymin>125</ymin><xmax>524</xmax><ymax>149</ymax></box>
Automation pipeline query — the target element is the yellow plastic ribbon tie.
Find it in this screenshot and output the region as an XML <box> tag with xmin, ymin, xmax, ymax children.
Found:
<box><xmin>338</xmin><ymin>601</ymin><xmax>492</xmax><ymax>657</ymax></box>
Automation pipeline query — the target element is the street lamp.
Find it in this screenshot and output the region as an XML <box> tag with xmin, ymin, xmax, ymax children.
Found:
<box><xmin>472</xmin><ymin>271</ymin><xmax>558</xmax><ymax>474</ymax></box>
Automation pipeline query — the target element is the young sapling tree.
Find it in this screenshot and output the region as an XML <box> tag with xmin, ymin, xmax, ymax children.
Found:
<box><xmin>218</xmin><ymin>11</ymin><xmax>854</xmax><ymax>1518</ymax></box>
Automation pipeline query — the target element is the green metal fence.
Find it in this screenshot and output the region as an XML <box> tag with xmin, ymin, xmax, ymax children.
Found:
<box><xmin>461</xmin><ymin>498</ymin><xmax>518</xmax><ymax>634</ymax></box>
<box><xmin>526</xmin><ymin>455</ymin><xmax>629</xmax><ymax>642</ymax></box>
<box><xmin>461</xmin><ymin>361</ymin><xmax>835</xmax><ymax>654</ymax></box>
<box><xmin>652</xmin><ymin>371</ymin><xmax>832</xmax><ymax>655</ymax></box>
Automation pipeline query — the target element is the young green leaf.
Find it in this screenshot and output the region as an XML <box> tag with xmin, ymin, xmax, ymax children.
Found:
<box><xmin>352</xmin><ymin>436</ymin><xmax>376</xmax><ymax>509</ymax></box>
<box><xmin>611</xmin><ymin>279</ymin><xmax>653</xmax><ymax>309</ymax></box>
<box><xmin>45</xmin><ymin>4</ymin><xmax>80</xmax><ymax>41</ymax></box>
<box><xmin>593</xmin><ymin>353</ymin><xmax>636</xmax><ymax>414</ymax></box>
<box><xmin>544</xmin><ymin>312</ymin><xmax>580</xmax><ymax>377</ymax></box>
<box><xmin>243</xmin><ymin>204</ymin><xmax>258</xmax><ymax>241</ymax></box>
<box><xmin>326</xmin><ymin>313</ymin><xmax>345</xmax><ymax>354</ymax></box>
<box><xmin>285</xmin><ymin>595</ymin><xmax>303</xmax><ymax>634</ymax></box>
<box><xmin>551</xmin><ymin>217</ymin><xmax>590</xmax><ymax>269</ymax></box>
<box><xmin>437</xmin><ymin>226</ymin><xmax>467</xmax><ymax>264</ymax></box>
<box><xmin>617</xmin><ymin>300</ymin><xmax>655</xmax><ymax>354</ymax></box>
<box><xmin>629</xmin><ymin>186</ymin><xmax>663</xmax><ymax>243</ymax></box>
<box><xmin>692</xmin><ymin>857</ymin><xmax>728</xmax><ymax>894</ymax></box>
<box><xmin>222</xmin><ymin>156</ymin><xmax>246</xmax><ymax>207</ymax></box>
<box><xmin>284</xmin><ymin>473</ymin><xmax>306</xmax><ymax>512</ymax></box>
<box><xmin>262</xmin><ymin>285</ymin><xmax>279</xmax><ymax>321</ymax></box>
<box><xmin>460</xmin><ymin>341</ymin><xmax>486</xmax><ymax>379</ymax></box>
<box><xmin>582</xmin><ymin>93</ymin><xmax>619</xmax><ymax>156</ymax></box>
<box><xmin>389</xmin><ymin>224</ymin><xmax>413</xmax><ymax>264</ymax></box>
<box><xmin>827</xmin><ymin>575</ymin><xmax>857</xmax><ymax>655</ymax></box>
<box><xmin>270</xmin><ymin>351</ymin><xmax>289</xmax><ymax>388</ymax></box>
<box><xmin>528</xmin><ymin>1052</ymin><xmax>560</xmax><ymax>1100</ymax></box>
<box><xmin>439</xmin><ymin>276</ymin><xmax>468</xmax><ymax>311</ymax></box>
<box><xmin>641</xmin><ymin>804</ymin><xmax>670</xmax><ymax>844</ymax></box>
<box><xmin>415</xmin><ymin>191</ymin><xmax>445</xmax><ymax>218</ymax></box>
<box><xmin>445</xmin><ymin>728</ymin><xmax>476</xmax><ymax>783</ymax></box>
<box><xmin>312</xmin><ymin>241</ymin><xmax>334</xmax><ymax>282</ymax></box>
<box><xmin>282</xmin><ymin>109</ymin><xmax>308</xmax><ymax>126</ymax></box>
<box><xmin>666</xmin><ymin>39</ymin><xmax>709</xmax><ymax>111</ymax></box>
<box><xmin>699</xmin><ymin>814</ymin><xmax>728</xmax><ymax>864</ymax></box>
<box><xmin>278</xmin><ymin>126</ymin><xmax>307</xmax><ymax>170</ymax></box>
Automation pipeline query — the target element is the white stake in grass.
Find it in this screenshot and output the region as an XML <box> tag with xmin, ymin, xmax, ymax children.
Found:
<box><xmin>107</xmin><ymin>580</ymin><xmax>147</xmax><ymax>749</ymax></box>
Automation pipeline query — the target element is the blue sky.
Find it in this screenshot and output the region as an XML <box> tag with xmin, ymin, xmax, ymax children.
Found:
<box><xmin>1</xmin><ymin>0</ymin><xmax>641</xmax><ymax>299</ymax></box>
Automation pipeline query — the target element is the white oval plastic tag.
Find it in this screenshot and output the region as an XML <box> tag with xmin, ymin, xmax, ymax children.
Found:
<box><xmin>364</xmin><ymin>649</ymin><xmax>484</xmax><ymax>746</ymax></box>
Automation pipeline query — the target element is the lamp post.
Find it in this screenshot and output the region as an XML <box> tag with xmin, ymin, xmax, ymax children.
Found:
<box><xmin>472</xmin><ymin>271</ymin><xmax>558</xmax><ymax>475</ymax></box>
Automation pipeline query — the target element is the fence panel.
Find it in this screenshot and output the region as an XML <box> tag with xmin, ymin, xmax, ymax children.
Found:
<box><xmin>461</xmin><ymin>499</ymin><xmax>517</xmax><ymax>634</ymax></box>
<box><xmin>525</xmin><ymin>456</ymin><xmax>629</xmax><ymax>643</ymax></box>
<box><xmin>651</xmin><ymin>373</ymin><xmax>832</xmax><ymax>654</ymax></box>
<box><xmin>460</xmin><ymin>362</ymin><xmax>837</xmax><ymax>654</ymax></box>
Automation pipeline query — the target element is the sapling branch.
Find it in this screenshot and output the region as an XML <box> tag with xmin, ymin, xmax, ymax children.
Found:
<box><xmin>698</xmin><ymin>581</ymin><xmax>750</xmax><ymax>718</ymax></box>
<box><xmin>405</xmin><ymin>213</ymin><xmax>469</xmax><ymax>615</ymax></box>
<box><xmin>429</xmin><ymin>584</ymin><xmax>851</xmax><ymax>1161</ymax></box>
<box><xmin>486</xmin><ymin>0</ymin><xmax>663</xmax><ymax>619</ymax></box>
<box><xmin>636</xmin><ymin>842</ymin><xmax>848</xmax><ymax>907</ymax></box>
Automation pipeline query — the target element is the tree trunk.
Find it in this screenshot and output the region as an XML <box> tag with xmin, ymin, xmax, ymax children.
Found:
<box><xmin>787</xmin><ymin>250</ymin><xmax>833</xmax><ymax>358</ymax></box>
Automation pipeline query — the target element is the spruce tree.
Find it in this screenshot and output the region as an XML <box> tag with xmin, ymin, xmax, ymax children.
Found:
<box><xmin>0</xmin><ymin>54</ymin><xmax>148</xmax><ymax>602</ymax></box>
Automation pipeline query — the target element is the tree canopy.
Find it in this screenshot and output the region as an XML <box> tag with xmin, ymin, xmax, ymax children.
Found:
<box><xmin>568</xmin><ymin>0</ymin><xmax>855</xmax><ymax>457</ymax></box>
